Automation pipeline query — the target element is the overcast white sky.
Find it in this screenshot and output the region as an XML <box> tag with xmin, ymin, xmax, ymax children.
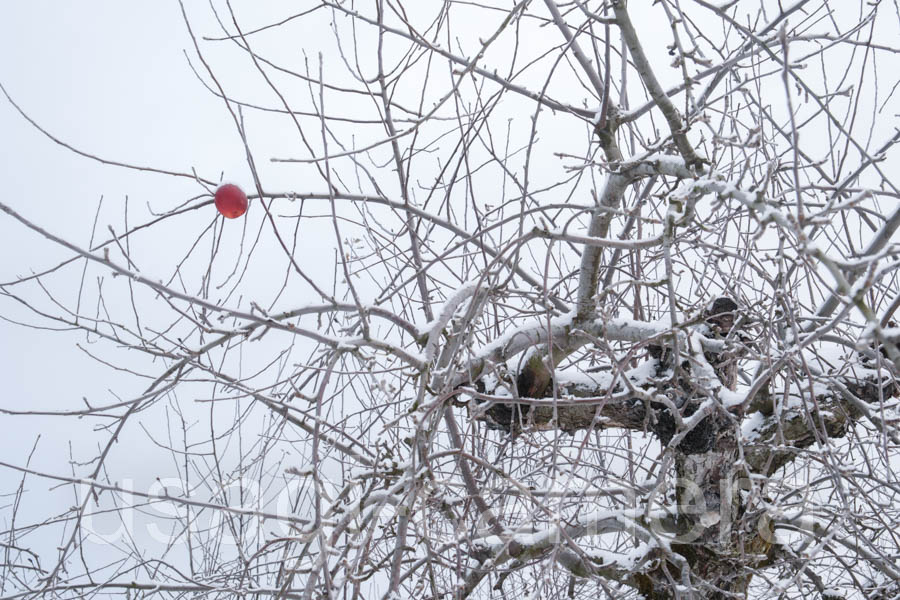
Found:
<box><xmin>0</xmin><ymin>0</ymin><xmax>599</xmax><ymax>477</ymax></box>
<box><xmin>1</xmin><ymin>3</ymin><xmax>221</xmax><ymax>462</ymax></box>
<box><xmin>0</xmin><ymin>4</ymin><xmax>331</xmax><ymax>542</ymax></box>
<box><xmin>2</xmin><ymin>2</ymin><xmax>898</xmax><ymax>581</ymax></box>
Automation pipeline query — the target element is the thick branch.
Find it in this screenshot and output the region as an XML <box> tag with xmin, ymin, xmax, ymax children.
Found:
<box><xmin>612</xmin><ymin>2</ymin><xmax>703</xmax><ymax>168</ymax></box>
<box><xmin>742</xmin><ymin>371</ymin><xmax>898</xmax><ymax>475</ymax></box>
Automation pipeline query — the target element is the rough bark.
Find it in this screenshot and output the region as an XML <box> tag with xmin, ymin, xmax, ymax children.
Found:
<box><xmin>473</xmin><ymin>299</ymin><xmax>896</xmax><ymax>597</ymax></box>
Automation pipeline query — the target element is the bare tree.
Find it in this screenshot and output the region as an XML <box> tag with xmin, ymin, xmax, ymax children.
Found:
<box><xmin>2</xmin><ymin>1</ymin><xmax>900</xmax><ymax>598</ymax></box>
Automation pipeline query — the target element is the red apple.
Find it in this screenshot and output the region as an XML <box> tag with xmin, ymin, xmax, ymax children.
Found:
<box><xmin>214</xmin><ymin>184</ymin><xmax>248</xmax><ymax>219</ymax></box>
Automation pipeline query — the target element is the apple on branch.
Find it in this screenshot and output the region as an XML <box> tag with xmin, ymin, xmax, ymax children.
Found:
<box><xmin>214</xmin><ymin>184</ymin><xmax>248</xmax><ymax>219</ymax></box>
